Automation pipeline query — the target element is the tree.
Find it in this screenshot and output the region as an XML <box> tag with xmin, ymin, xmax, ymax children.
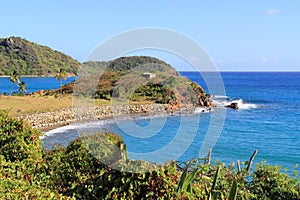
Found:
<box><xmin>55</xmin><ymin>68</ymin><xmax>67</xmax><ymax>99</ymax></box>
<box><xmin>18</xmin><ymin>81</ymin><xmax>27</xmax><ymax>94</ymax></box>
<box><xmin>9</xmin><ymin>70</ymin><xmax>20</xmax><ymax>95</ymax></box>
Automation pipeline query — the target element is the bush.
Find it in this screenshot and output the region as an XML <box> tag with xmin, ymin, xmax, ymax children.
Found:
<box><xmin>250</xmin><ymin>162</ymin><xmax>300</xmax><ymax>199</ymax></box>
<box><xmin>0</xmin><ymin>110</ymin><xmax>42</xmax><ymax>163</ymax></box>
<box><xmin>0</xmin><ymin>111</ymin><xmax>72</xmax><ymax>199</ymax></box>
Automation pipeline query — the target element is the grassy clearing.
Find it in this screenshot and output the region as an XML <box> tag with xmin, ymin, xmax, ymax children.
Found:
<box><xmin>0</xmin><ymin>95</ymin><xmax>73</xmax><ymax>117</ymax></box>
<box><xmin>0</xmin><ymin>95</ymin><xmax>154</xmax><ymax>117</ymax></box>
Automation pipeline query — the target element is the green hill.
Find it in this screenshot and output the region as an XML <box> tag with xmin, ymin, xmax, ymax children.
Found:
<box><xmin>81</xmin><ymin>56</ymin><xmax>178</xmax><ymax>75</ymax></box>
<box><xmin>107</xmin><ymin>56</ymin><xmax>177</xmax><ymax>73</ymax></box>
<box><xmin>68</xmin><ymin>56</ymin><xmax>211</xmax><ymax>107</ymax></box>
<box><xmin>0</xmin><ymin>37</ymin><xmax>81</xmax><ymax>76</ymax></box>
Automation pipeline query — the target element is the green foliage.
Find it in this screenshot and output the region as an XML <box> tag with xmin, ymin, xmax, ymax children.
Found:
<box><xmin>0</xmin><ymin>155</ymin><xmax>73</xmax><ymax>200</ymax></box>
<box><xmin>9</xmin><ymin>70</ymin><xmax>20</xmax><ymax>94</ymax></box>
<box><xmin>79</xmin><ymin>56</ymin><xmax>190</xmax><ymax>104</ymax></box>
<box><xmin>0</xmin><ymin>111</ymin><xmax>72</xmax><ymax>199</ymax></box>
<box><xmin>40</xmin><ymin>132</ymin><xmax>179</xmax><ymax>199</ymax></box>
<box><xmin>17</xmin><ymin>80</ymin><xmax>27</xmax><ymax>94</ymax></box>
<box><xmin>0</xmin><ymin>110</ymin><xmax>42</xmax><ymax>163</ymax></box>
<box><xmin>0</xmin><ymin>111</ymin><xmax>299</xmax><ymax>199</ymax></box>
<box><xmin>249</xmin><ymin>162</ymin><xmax>300</xmax><ymax>199</ymax></box>
<box><xmin>107</xmin><ymin>56</ymin><xmax>177</xmax><ymax>74</ymax></box>
<box><xmin>0</xmin><ymin>37</ymin><xmax>80</xmax><ymax>76</ymax></box>
<box><xmin>130</xmin><ymin>84</ymin><xmax>176</xmax><ymax>104</ymax></box>
<box><xmin>176</xmin><ymin>162</ymin><xmax>198</xmax><ymax>194</ymax></box>
<box><xmin>229</xmin><ymin>177</ymin><xmax>238</xmax><ymax>200</ymax></box>
<box><xmin>56</xmin><ymin>68</ymin><xmax>67</xmax><ymax>98</ymax></box>
<box><xmin>80</xmin><ymin>61</ymin><xmax>111</xmax><ymax>75</ymax></box>
<box><xmin>89</xmin><ymin>161</ymin><xmax>178</xmax><ymax>200</ymax></box>
<box><xmin>56</xmin><ymin>56</ymin><xmax>210</xmax><ymax>107</ymax></box>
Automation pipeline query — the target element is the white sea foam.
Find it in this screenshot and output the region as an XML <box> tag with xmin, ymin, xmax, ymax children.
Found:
<box><xmin>210</xmin><ymin>95</ymin><xmax>258</xmax><ymax>110</ymax></box>
<box><xmin>194</xmin><ymin>107</ymin><xmax>212</xmax><ymax>114</ymax></box>
<box><xmin>40</xmin><ymin>119</ymin><xmax>112</xmax><ymax>139</ymax></box>
<box><xmin>40</xmin><ymin>124</ymin><xmax>76</xmax><ymax>139</ymax></box>
<box><xmin>228</xmin><ymin>99</ymin><xmax>258</xmax><ymax>109</ymax></box>
<box><xmin>211</xmin><ymin>95</ymin><xmax>229</xmax><ymax>99</ymax></box>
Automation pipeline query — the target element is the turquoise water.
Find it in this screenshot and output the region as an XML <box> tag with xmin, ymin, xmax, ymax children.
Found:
<box><xmin>0</xmin><ymin>77</ymin><xmax>76</xmax><ymax>94</ymax></box>
<box><xmin>41</xmin><ymin>72</ymin><xmax>299</xmax><ymax>169</ymax></box>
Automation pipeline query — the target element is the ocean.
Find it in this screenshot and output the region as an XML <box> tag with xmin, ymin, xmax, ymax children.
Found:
<box><xmin>35</xmin><ymin>72</ymin><xmax>300</xmax><ymax>170</ymax></box>
<box><xmin>0</xmin><ymin>76</ymin><xmax>76</xmax><ymax>94</ymax></box>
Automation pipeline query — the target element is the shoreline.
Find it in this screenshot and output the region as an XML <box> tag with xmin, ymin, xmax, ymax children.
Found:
<box><xmin>19</xmin><ymin>104</ymin><xmax>201</xmax><ymax>132</ymax></box>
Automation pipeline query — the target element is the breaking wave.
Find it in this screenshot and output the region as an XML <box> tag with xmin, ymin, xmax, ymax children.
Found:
<box><xmin>209</xmin><ymin>95</ymin><xmax>258</xmax><ymax>109</ymax></box>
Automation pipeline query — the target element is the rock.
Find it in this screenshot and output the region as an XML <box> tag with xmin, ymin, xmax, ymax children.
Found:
<box><xmin>1</xmin><ymin>37</ymin><xmax>14</xmax><ymax>47</ymax></box>
<box><xmin>167</xmin><ymin>100</ymin><xmax>181</xmax><ymax>111</ymax></box>
<box><xmin>226</xmin><ymin>102</ymin><xmax>239</xmax><ymax>109</ymax></box>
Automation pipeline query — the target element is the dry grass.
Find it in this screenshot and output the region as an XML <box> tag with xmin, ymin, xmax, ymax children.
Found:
<box><xmin>0</xmin><ymin>95</ymin><xmax>73</xmax><ymax>117</ymax></box>
<box><xmin>0</xmin><ymin>95</ymin><xmax>156</xmax><ymax>117</ymax></box>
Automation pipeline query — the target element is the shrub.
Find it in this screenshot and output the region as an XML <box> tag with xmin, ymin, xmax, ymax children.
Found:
<box><xmin>0</xmin><ymin>110</ymin><xmax>42</xmax><ymax>163</ymax></box>
<box><xmin>249</xmin><ymin>162</ymin><xmax>300</xmax><ymax>199</ymax></box>
<box><xmin>0</xmin><ymin>111</ymin><xmax>72</xmax><ymax>199</ymax></box>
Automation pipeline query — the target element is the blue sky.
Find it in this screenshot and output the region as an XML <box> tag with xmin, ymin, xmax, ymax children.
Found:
<box><xmin>0</xmin><ymin>0</ymin><xmax>299</xmax><ymax>71</ymax></box>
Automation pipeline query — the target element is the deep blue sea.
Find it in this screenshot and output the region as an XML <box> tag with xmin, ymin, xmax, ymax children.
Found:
<box><xmin>35</xmin><ymin>72</ymin><xmax>300</xmax><ymax>170</ymax></box>
<box><xmin>0</xmin><ymin>77</ymin><xmax>76</xmax><ymax>94</ymax></box>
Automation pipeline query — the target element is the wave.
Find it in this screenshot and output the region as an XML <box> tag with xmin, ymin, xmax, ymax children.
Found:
<box><xmin>40</xmin><ymin>119</ymin><xmax>113</xmax><ymax>139</ymax></box>
<box><xmin>228</xmin><ymin>99</ymin><xmax>258</xmax><ymax>109</ymax></box>
<box><xmin>40</xmin><ymin>124</ymin><xmax>76</xmax><ymax>139</ymax></box>
<box><xmin>194</xmin><ymin>107</ymin><xmax>212</xmax><ymax>114</ymax></box>
<box><xmin>210</xmin><ymin>95</ymin><xmax>229</xmax><ymax>99</ymax></box>
<box><xmin>210</xmin><ymin>96</ymin><xmax>258</xmax><ymax>110</ymax></box>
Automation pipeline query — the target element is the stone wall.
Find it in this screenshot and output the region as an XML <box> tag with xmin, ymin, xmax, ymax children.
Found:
<box><xmin>19</xmin><ymin>104</ymin><xmax>170</xmax><ymax>131</ymax></box>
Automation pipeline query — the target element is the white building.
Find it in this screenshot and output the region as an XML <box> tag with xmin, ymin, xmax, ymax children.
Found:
<box><xmin>142</xmin><ymin>72</ymin><xmax>156</xmax><ymax>79</ymax></box>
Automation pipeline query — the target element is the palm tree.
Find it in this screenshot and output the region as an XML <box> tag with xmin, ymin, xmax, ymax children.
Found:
<box><xmin>9</xmin><ymin>70</ymin><xmax>20</xmax><ymax>95</ymax></box>
<box><xmin>55</xmin><ymin>68</ymin><xmax>67</xmax><ymax>99</ymax></box>
<box><xmin>18</xmin><ymin>81</ymin><xmax>27</xmax><ymax>94</ymax></box>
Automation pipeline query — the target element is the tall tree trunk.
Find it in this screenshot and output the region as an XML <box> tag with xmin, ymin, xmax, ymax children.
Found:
<box><xmin>10</xmin><ymin>84</ymin><xmax>15</xmax><ymax>95</ymax></box>
<box><xmin>60</xmin><ymin>79</ymin><xmax>62</xmax><ymax>99</ymax></box>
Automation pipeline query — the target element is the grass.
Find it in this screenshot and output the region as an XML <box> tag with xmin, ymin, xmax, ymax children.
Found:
<box><xmin>0</xmin><ymin>95</ymin><xmax>156</xmax><ymax>117</ymax></box>
<box><xmin>0</xmin><ymin>95</ymin><xmax>73</xmax><ymax>117</ymax></box>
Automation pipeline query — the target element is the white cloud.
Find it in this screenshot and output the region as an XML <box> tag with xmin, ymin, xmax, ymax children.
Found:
<box><xmin>261</xmin><ymin>56</ymin><xmax>269</xmax><ymax>62</ymax></box>
<box><xmin>260</xmin><ymin>56</ymin><xmax>279</xmax><ymax>63</ymax></box>
<box><xmin>266</xmin><ymin>9</ymin><xmax>280</xmax><ymax>15</ymax></box>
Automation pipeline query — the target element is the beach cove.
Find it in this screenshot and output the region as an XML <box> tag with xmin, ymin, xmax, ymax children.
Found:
<box><xmin>35</xmin><ymin>72</ymin><xmax>300</xmax><ymax>171</ymax></box>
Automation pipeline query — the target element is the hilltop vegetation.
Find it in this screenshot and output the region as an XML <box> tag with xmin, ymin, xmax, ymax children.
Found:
<box><xmin>65</xmin><ymin>56</ymin><xmax>210</xmax><ymax>107</ymax></box>
<box><xmin>0</xmin><ymin>37</ymin><xmax>81</xmax><ymax>76</ymax></box>
<box><xmin>81</xmin><ymin>56</ymin><xmax>177</xmax><ymax>75</ymax></box>
<box><xmin>106</xmin><ymin>56</ymin><xmax>176</xmax><ymax>73</ymax></box>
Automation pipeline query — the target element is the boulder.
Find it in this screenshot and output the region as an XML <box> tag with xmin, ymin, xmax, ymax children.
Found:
<box><xmin>226</xmin><ymin>102</ymin><xmax>239</xmax><ymax>109</ymax></box>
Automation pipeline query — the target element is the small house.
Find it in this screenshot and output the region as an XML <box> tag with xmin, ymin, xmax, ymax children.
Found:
<box><xmin>142</xmin><ymin>72</ymin><xmax>156</xmax><ymax>79</ymax></box>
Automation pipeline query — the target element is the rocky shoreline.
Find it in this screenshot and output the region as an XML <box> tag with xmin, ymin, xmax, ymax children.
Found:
<box><xmin>18</xmin><ymin>104</ymin><xmax>199</xmax><ymax>131</ymax></box>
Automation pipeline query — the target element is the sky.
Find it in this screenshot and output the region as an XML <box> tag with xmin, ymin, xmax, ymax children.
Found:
<box><xmin>0</xmin><ymin>0</ymin><xmax>299</xmax><ymax>71</ymax></box>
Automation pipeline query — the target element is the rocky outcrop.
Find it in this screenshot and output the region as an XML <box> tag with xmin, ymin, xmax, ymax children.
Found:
<box><xmin>190</xmin><ymin>82</ymin><xmax>211</xmax><ymax>107</ymax></box>
<box><xmin>167</xmin><ymin>100</ymin><xmax>181</xmax><ymax>111</ymax></box>
<box><xmin>1</xmin><ymin>37</ymin><xmax>15</xmax><ymax>47</ymax></box>
<box><xmin>226</xmin><ymin>102</ymin><xmax>239</xmax><ymax>109</ymax></box>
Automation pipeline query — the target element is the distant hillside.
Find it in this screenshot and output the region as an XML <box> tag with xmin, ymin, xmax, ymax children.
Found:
<box><xmin>60</xmin><ymin>56</ymin><xmax>211</xmax><ymax>107</ymax></box>
<box><xmin>0</xmin><ymin>37</ymin><xmax>81</xmax><ymax>76</ymax></box>
<box><xmin>81</xmin><ymin>56</ymin><xmax>178</xmax><ymax>75</ymax></box>
<box><xmin>107</xmin><ymin>56</ymin><xmax>177</xmax><ymax>73</ymax></box>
